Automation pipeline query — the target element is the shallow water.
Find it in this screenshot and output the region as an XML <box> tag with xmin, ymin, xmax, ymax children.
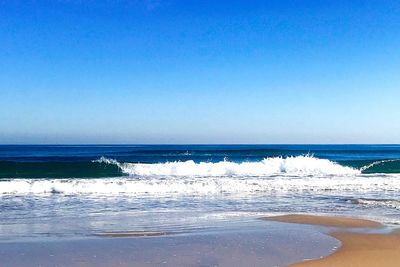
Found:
<box><xmin>0</xmin><ymin>221</ymin><xmax>339</xmax><ymax>267</ymax></box>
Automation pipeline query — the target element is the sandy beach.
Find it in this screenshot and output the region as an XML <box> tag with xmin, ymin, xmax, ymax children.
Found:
<box><xmin>291</xmin><ymin>231</ymin><xmax>400</xmax><ymax>267</ymax></box>
<box><xmin>267</xmin><ymin>214</ymin><xmax>400</xmax><ymax>267</ymax></box>
<box><xmin>264</xmin><ymin>214</ymin><xmax>383</xmax><ymax>228</ymax></box>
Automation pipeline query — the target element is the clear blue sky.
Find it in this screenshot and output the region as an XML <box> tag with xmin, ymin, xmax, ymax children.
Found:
<box><xmin>1</xmin><ymin>0</ymin><xmax>399</xmax><ymax>144</ymax></box>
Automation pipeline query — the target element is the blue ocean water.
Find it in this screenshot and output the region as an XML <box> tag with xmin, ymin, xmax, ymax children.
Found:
<box><xmin>0</xmin><ymin>144</ymin><xmax>399</xmax><ymax>241</ymax></box>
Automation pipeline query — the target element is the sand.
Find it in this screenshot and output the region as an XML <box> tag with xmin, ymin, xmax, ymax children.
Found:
<box><xmin>266</xmin><ymin>214</ymin><xmax>400</xmax><ymax>267</ymax></box>
<box><xmin>289</xmin><ymin>231</ymin><xmax>400</xmax><ymax>267</ymax></box>
<box><xmin>264</xmin><ymin>214</ymin><xmax>383</xmax><ymax>228</ymax></box>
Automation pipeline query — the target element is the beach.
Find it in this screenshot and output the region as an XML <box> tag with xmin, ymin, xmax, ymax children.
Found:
<box><xmin>0</xmin><ymin>216</ymin><xmax>336</xmax><ymax>267</ymax></box>
<box><xmin>268</xmin><ymin>214</ymin><xmax>400</xmax><ymax>267</ymax></box>
<box><xmin>0</xmin><ymin>214</ymin><xmax>398</xmax><ymax>266</ymax></box>
<box><xmin>0</xmin><ymin>145</ymin><xmax>399</xmax><ymax>266</ymax></box>
<box><xmin>292</xmin><ymin>231</ymin><xmax>400</xmax><ymax>267</ymax></box>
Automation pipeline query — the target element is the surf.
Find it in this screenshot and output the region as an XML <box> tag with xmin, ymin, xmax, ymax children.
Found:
<box><xmin>96</xmin><ymin>155</ymin><xmax>360</xmax><ymax>177</ymax></box>
<box><xmin>1</xmin><ymin>173</ymin><xmax>400</xmax><ymax>195</ymax></box>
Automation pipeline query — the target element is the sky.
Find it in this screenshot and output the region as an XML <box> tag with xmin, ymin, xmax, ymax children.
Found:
<box><xmin>0</xmin><ymin>0</ymin><xmax>399</xmax><ymax>144</ymax></box>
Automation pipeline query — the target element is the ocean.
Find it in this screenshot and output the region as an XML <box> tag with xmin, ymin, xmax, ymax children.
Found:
<box><xmin>0</xmin><ymin>144</ymin><xmax>399</xmax><ymax>241</ymax></box>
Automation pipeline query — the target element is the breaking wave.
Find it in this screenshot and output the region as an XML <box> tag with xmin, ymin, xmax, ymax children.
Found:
<box><xmin>359</xmin><ymin>159</ymin><xmax>400</xmax><ymax>173</ymax></box>
<box><xmin>95</xmin><ymin>155</ymin><xmax>360</xmax><ymax>177</ymax></box>
<box><xmin>347</xmin><ymin>198</ymin><xmax>400</xmax><ymax>210</ymax></box>
<box><xmin>1</xmin><ymin>156</ymin><xmax>399</xmax><ymax>195</ymax></box>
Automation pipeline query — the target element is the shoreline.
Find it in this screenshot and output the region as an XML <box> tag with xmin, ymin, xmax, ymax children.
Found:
<box><xmin>0</xmin><ymin>213</ymin><xmax>398</xmax><ymax>266</ymax></box>
<box><xmin>0</xmin><ymin>214</ymin><xmax>338</xmax><ymax>267</ymax></box>
<box><xmin>265</xmin><ymin>214</ymin><xmax>400</xmax><ymax>267</ymax></box>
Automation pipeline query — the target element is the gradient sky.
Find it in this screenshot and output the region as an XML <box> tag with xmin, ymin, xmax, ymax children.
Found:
<box><xmin>1</xmin><ymin>0</ymin><xmax>399</xmax><ymax>144</ymax></box>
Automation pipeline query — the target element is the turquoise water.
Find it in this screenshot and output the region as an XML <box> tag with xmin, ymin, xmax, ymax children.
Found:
<box><xmin>1</xmin><ymin>145</ymin><xmax>400</xmax><ymax>178</ymax></box>
<box><xmin>0</xmin><ymin>144</ymin><xmax>399</xmax><ymax>241</ymax></box>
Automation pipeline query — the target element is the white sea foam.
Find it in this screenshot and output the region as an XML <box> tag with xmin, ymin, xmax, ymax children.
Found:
<box><xmin>350</xmin><ymin>198</ymin><xmax>400</xmax><ymax>210</ymax></box>
<box><xmin>1</xmin><ymin>174</ymin><xmax>399</xmax><ymax>195</ymax></box>
<box><xmin>95</xmin><ymin>155</ymin><xmax>360</xmax><ymax>176</ymax></box>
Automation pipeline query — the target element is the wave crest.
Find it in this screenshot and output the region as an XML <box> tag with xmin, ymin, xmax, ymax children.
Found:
<box><xmin>96</xmin><ymin>155</ymin><xmax>360</xmax><ymax>177</ymax></box>
<box><xmin>360</xmin><ymin>159</ymin><xmax>400</xmax><ymax>172</ymax></box>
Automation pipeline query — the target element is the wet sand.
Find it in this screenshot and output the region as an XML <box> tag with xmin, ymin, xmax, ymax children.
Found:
<box><xmin>266</xmin><ymin>214</ymin><xmax>400</xmax><ymax>267</ymax></box>
<box><xmin>264</xmin><ymin>214</ymin><xmax>383</xmax><ymax>228</ymax></box>
<box><xmin>290</xmin><ymin>231</ymin><xmax>400</xmax><ymax>267</ymax></box>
